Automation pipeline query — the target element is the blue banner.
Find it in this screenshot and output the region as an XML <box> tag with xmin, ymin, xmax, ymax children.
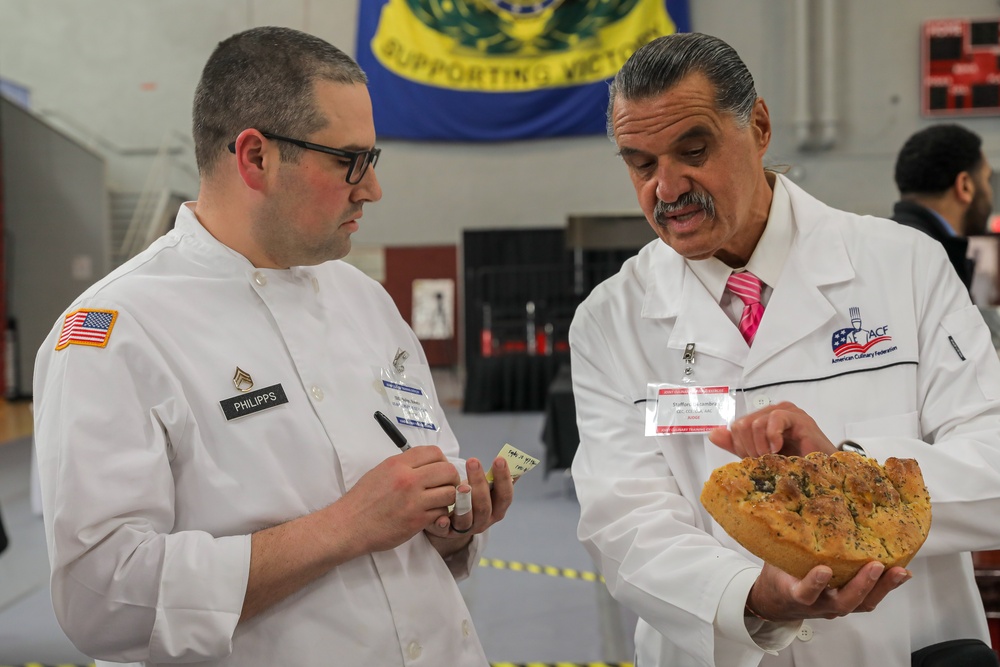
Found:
<box><xmin>356</xmin><ymin>0</ymin><xmax>690</xmax><ymax>141</ymax></box>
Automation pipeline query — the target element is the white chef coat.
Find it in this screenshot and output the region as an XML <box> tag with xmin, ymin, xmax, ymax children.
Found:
<box><xmin>33</xmin><ymin>204</ymin><xmax>488</xmax><ymax>666</ymax></box>
<box><xmin>570</xmin><ymin>174</ymin><xmax>1000</xmax><ymax>667</ymax></box>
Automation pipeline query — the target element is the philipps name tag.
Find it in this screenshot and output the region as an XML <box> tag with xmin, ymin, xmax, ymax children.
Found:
<box><xmin>220</xmin><ymin>384</ymin><xmax>289</xmax><ymax>421</ymax></box>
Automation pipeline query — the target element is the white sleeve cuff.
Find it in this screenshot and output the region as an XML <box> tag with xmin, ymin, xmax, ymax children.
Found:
<box><xmin>148</xmin><ymin>533</ymin><xmax>250</xmax><ymax>662</ymax></box>
<box><xmin>443</xmin><ymin>531</ymin><xmax>487</xmax><ymax>580</ymax></box>
<box><xmin>716</xmin><ymin>567</ymin><xmax>801</xmax><ymax>654</ymax></box>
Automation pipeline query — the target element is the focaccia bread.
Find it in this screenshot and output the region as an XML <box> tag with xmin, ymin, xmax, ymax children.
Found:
<box><xmin>700</xmin><ymin>451</ymin><xmax>931</xmax><ymax>587</ymax></box>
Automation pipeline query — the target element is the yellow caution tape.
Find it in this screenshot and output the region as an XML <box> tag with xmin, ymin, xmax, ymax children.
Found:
<box><xmin>479</xmin><ymin>557</ymin><xmax>605</xmax><ymax>583</ymax></box>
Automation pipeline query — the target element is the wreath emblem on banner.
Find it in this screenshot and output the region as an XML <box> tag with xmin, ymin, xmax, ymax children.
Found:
<box><xmin>371</xmin><ymin>0</ymin><xmax>671</xmax><ymax>91</ymax></box>
<box><xmin>491</xmin><ymin>0</ymin><xmax>566</xmax><ymax>17</ymax></box>
<box><xmin>404</xmin><ymin>0</ymin><xmax>642</xmax><ymax>55</ymax></box>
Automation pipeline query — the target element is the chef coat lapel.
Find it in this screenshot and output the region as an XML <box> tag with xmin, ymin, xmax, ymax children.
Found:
<box><xmin>642</xmin><ymin>243</ymin><xmax>748</xmax><ymax>367</ymax></box>
<box><xmin>742</xmin><ymin>183</ymin><xmax>856</xmax><ymax>376</ymax></box>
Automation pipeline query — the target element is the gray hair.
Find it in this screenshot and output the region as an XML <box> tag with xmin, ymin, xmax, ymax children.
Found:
<box><xmin>193</xmin><ymin>26</ymin><xmax>368</xmax><ymax>176</ymax></box>
<box><xmin>607</xmin><ymin>33</ymin><xmax>757</xmax><ymax>140</ymax></box>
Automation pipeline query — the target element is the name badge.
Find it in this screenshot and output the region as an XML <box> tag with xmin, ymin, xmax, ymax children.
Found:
<box><xmin>373</xmin><ymin>363</ymin><xmax>439</xmax><ymax>432</ymax></box>
<box><xmin>220</xmin><ymin>384</ymin><xmax>288</xmax><ymax>421</ymax></box>
<box><xmin>645</xmin><ymin>383</ymin><xmax>736</xmax><ymax>436</ymax></box>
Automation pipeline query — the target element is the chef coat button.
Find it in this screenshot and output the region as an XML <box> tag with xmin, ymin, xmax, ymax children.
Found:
<box><xmin>797</xmin><ymin>624</ymin><xmax>813</xmax><ymax>642</ymax></box>
<box><xmin>253</xmin><ymin>272</ymin><xmax>267</xmax><ymax>287</ymax></box>
<box><xmin>752</xmin><ymin>395</ymin><xmax>771</xmax><ymax>409</ymax></box>
<box><xmin>311</xmin><ymin>386</ymin><xmax>324</xmax><ymax>401</ymax></box>
<box><xmin>462</xmin><ymin>619</ymin><xmax>471</xmax><ymax>637</ymax></box>
<box><xmin>407</xmin><ymin>641</ymin><xmax>422</xmax><ymax>659</ymax></box>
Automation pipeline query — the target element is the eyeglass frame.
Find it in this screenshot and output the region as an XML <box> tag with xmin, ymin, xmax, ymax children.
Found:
<box><xmin>227</xmin><ymin>131</ymin><xmax>381</xmax><ymax>185</ymax></box>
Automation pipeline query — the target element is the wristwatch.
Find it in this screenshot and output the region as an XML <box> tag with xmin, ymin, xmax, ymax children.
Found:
<box><xmin>837</xmin><ymin>440</ymin><xmax>867</xmax><ymax>457</ymax></box>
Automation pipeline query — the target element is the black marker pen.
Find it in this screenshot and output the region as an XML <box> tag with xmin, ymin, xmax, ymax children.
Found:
<box><xmin>374</xmin><ymin>411</ymin><xmax>410</xmax><ymax>451</ymax></box>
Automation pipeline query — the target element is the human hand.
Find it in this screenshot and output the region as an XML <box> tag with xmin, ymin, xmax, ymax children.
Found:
<box><xmin>341</xmin><ymin>445</ymin><xmax>460</xmax><ymax>554</ymax></box>
<box><xmin>746</xmin><ymin>561</ymin><xmax>912</xmax><ymax>623</ymax></box>
<box><xmin>424</xmin><ymin>456</ymin><xmax>515</xmax><ymax>552</ymax></box>
<box><xmin>708</xmin><ymin>401</ymin><xmax>836</xmax><ymax>458</ymax></box>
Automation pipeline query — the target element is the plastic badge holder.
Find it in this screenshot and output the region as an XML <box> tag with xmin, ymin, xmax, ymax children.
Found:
<box><xmin>645</xmin><ymin>383</ymin><xmax>736</xmax><ymax>436</ymax></box>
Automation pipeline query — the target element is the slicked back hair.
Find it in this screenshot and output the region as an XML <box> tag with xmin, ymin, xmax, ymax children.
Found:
<box><xmin>894</xmin><ymin>124</ymin><xmax>983</xmax><ymax>196</ymax></box>
<box><xmin>193</xmin><ymin>26</ymin><xmax>367</xmax><ymax>176</ymax></box>
<box><xmin>607</xmin><ymin>32</ymin><xmax>758</xmax><ymax>141</ymax></box>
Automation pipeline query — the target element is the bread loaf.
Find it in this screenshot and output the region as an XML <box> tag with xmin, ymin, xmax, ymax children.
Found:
<box><xmin>700</xmin><ymin>451</ymin><xmax>931</xmax><ymax>587</ymax></box>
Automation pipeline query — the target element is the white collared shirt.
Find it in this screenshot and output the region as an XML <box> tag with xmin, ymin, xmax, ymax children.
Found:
<box><xmin>687</xmin><ymin>173</ymin><xmax>794</xmax><ymax>327</ymax></box>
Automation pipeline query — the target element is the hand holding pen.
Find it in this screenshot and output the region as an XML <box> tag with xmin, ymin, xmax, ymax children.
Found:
<box><xmin>339</xmin><ymin>433</ymin><xmax>459</xmax><ymax>554</ymax></box>
<box><xmin>373</xmin><ymin>411</ymin><xmax>514</xmax><ymax>543</ymax></box>
<box><xmin>374</xmin><ymin>411</ymin><xmax>473</xmax><ymax>530</ymax></box>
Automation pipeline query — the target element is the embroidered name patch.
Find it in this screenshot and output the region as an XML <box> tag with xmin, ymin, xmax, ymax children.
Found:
<box><xmin>220</xmin><ymin>384</ymin><xmax>289</xmax><ymax>421</ymax></box>
<box><xmin>55</xmin><ymin>309</ymin><xmax>118</xmax><ymax>350</ymax></box>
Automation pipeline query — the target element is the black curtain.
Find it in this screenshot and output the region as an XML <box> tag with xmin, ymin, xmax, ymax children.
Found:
<box><xmin>462</xmin><ymin>228</ymin><xmax>568</xmax><ymax>363</ymax></box>
<box><xmin>461</xmin><ymin>228</ymin><xmax>639</xmax><ymax>411</ymax></box>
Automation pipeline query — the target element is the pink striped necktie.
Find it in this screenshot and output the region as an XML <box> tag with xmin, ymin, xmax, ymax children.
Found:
<box><xmin>726</xmin><ymin>271</ymin><xmax>764</xmax><ymax>345</ymax></box>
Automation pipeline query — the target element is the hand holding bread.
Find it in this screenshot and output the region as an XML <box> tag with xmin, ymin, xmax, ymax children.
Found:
<box><xmin>702</xmin><ymin>449</ymin><xmax>930</xmax><ymax>621</ymax></box>
<box><xmin>704</xmin><ymin>401</ymin><xmax>930</xmax><ymax>620</ymax></box>
<box><xmin>702</xmin><ymin>451</ymin><xmax>931</xmax><ymax>587</ymax></box>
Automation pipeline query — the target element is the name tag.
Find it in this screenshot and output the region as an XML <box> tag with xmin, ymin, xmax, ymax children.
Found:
<box><xmin>220</xmin><ymin>384</ymin><xmax>288</xmax><ymax>421</ymax></box>
<box><xmin>645</xmin><ymin>383</ymin><xmax>736</xmax><ymax>436</ymax></box>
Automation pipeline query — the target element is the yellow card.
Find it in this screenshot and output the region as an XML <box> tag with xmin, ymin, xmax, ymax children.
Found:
<box><xmin>485</xmin><ymin>443</ymin><xmax>540</xmax><ymax>483</ymax></box>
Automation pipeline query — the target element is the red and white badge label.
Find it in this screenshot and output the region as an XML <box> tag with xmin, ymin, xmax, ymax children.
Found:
<box><xmin>645</xmin><ymin>385</ymin><xmax>736</xmax><ymax>436</ymax></box>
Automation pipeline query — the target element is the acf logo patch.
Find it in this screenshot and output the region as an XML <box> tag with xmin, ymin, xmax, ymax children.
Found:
<box><xmin>370</xmin><ymin>0</ymin><xmax>676</xmax><ymax>92</ymax></box>
<box><xmin>830</xmin><ymin>307</ymin><xmax>897</xmax><ymax>364</ymax></box>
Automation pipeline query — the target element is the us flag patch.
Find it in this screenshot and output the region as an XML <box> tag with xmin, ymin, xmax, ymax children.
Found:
<box><xmin>55</xmin><ymin>309</ymin><xmax>118</xmax><ymax>351</ymax></box>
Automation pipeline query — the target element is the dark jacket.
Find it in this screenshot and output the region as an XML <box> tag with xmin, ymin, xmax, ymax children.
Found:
<box><xmin>0</xmin><ymin>503</ymin><xmax>7</xmax><ymax>555</ymax></box>
<box><xmin>891</xmin><ymin>200</ymin><xmax>974</xmax><ymax>290</ymax></box>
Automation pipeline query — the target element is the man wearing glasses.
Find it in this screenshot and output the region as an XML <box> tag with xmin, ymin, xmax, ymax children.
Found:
<box><xmin>33</xmin><ymin>26</ymin><xmax>514</xmax><ymax>667</ymax></box>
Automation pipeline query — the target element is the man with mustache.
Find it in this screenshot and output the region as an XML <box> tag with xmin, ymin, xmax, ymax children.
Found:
<box><xmin>33</xmin><ymin>26</ymin><xmax>514</xmax><ymax>667</ymax></box>
<box><xmin>891</xmin><ymin>124</ymin><xmax>995</xmax><ymax>294</ymax></box>
<box><xmin>571</xmin><ymin>32</ymin><xmax>1000</xmax><ymax>666</ymax></box>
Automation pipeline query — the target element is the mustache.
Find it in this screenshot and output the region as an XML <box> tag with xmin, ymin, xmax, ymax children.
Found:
<box><xmin>653</xmin><ymin>191</ymin><xmax>716</xmax><ymax>226</ymax></box>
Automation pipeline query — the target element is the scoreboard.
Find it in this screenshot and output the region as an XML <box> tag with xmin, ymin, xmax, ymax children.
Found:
<box><xmin>923</xmin><ymin>17</ymin><xmax>1000</xmax><ymax>117</ymax></box>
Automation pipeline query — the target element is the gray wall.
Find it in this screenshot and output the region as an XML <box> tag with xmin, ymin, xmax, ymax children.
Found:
<box><xmin>1</xmin><ymin>97</ymin><xmax>111</xmax><ymax>396</ymax></box>
<box><xmin>0</xmin><ymin>0</ymin><xmax>998</xmax><ymax>245</ymax></box>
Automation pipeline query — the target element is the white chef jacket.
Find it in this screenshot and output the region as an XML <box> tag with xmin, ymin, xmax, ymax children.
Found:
<box><xmin>33</xmin><ymin>204</ymin><xmax>488</xmax><ymax>666</ymax></box>
<box><xmin>570</xmin><ymin>174</ymin><xmax>1000</xmax><ymax>667</ymax></box>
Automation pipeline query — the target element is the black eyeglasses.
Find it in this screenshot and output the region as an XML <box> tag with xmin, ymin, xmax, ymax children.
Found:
<box><xmin>227</xmin><ymin>131</ymin><xmax>381</xmax><ymax>185</ymax></box>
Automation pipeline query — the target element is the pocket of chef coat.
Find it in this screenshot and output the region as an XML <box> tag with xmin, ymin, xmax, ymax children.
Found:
<box><xmin>844</xmin><ymin>410</ymin><xmax>920</xmax><ymax>440</ymax></box>
<box><xmin>941</xmin><ymin>305</ymin><xmax>1000</xmax><ymax>400</ymax></box>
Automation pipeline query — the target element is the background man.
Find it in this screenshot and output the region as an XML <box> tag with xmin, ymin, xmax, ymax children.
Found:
<box><xmin>33</xmin><ymin>26</ymin><xmax>513</xmax><ymax>667</ymax></box>
<box><xmin>892</xmin><ymin>123</ymin><xmax>994</xmax><ymax>291</ymax></box>
<box><xmin>571</xmin><ymin>32</ymin><xmax>1000</xmax><ymax>666</ymax></box>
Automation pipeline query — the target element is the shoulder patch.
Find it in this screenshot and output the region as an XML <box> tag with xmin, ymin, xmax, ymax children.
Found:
<box><xmin>55</xmin><ymin>309</ymin><xmax>118</xmax><ymax>351</ymax></box>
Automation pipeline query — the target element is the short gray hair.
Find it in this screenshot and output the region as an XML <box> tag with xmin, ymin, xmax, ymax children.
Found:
<box><xmin>193</xmin><ymin>26</ymin><xmax>368</xmax><ymax>176</ymax></box>
<box><xmin>607</xmin><ymin>33</ymin><xmax>757</xmax><ymax>140</ymax></box>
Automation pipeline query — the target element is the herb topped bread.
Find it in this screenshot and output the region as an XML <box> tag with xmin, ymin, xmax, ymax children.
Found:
<box><xmin>700</xmin><ymin>451</ymin><xmax>931</xmax><ymax>587</ymax></box>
